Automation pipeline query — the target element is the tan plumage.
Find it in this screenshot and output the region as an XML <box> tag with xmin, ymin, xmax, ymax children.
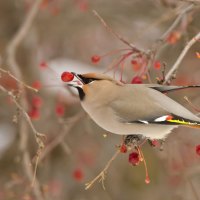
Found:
<box><xmin>69</xmin><ymin>72</ymin><xmax>200</xmax><ymax>139</ymax></box>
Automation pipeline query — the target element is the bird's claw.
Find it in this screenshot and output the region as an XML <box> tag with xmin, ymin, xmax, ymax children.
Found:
<box><xmin>124</xmin><ymin>135</ymin><xmax>142</xmax><ymax>146</ymax></box>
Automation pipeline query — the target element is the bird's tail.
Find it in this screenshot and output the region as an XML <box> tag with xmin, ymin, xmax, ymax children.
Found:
<box><xmin>163</xmin><ymin>114</ymin><xmax>200</xmax><ymax>129</ymax></box>
<box><xmin>186</xmin><ymin>124</ymin><xmax>200</xmax><ymax>129</ymax></box>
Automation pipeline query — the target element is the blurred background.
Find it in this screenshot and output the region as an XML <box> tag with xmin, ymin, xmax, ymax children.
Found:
<box><xmin>0</xmin><ymin>0</ymin><xmax>200</xmax><ymax>199</ymax></box>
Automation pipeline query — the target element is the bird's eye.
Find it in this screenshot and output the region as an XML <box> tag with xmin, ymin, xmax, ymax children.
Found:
<box><xmin>78</xmin><ymin>75</ymin><xmax>99</xmax><ymax>84</ymax></box>
<box><xmin>87</xmin><ymin>78</ymin><xmax>96</xmax><ymax>84</ymax></box>
<box><xmin>82</xmin><ymin>78</ymin><xmax>97</xmax><ymax>84</ymax></box>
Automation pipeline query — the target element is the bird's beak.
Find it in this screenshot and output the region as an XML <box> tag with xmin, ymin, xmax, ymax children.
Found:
<box><xmin>66</xmin><ymin>72</ymin><xmax>83</xmax><ymax>88</ymax></box>
<box><xmin>67</xmin><ymin>83</ymin><xmax>76</xmax><ymax>87</ymax></box>
<box><xmin>71</xmin><ymin>72</ymin><xmax>84</xmax><ymax>83</ymax></box>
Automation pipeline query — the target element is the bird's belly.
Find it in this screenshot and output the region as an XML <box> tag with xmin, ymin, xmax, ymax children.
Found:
<box><xmin>82</xmin><ymin>103</ymin><xmax>177</xmax><ymax>139</ymax></box>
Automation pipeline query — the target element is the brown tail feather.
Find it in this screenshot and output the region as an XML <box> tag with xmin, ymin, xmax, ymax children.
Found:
<box><xmin>186</xmin><ymin>124</ymin><xmax>200</xmax><ymax>129</ymax></box>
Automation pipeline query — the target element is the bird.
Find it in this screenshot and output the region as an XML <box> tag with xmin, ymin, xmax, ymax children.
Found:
<box><xmin>67</xmin><ymin>72</ymin><xmax>200</xmax><ymax>141</ymax></box>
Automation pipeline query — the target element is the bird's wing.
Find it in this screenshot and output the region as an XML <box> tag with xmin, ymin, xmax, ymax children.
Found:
<box><xmin>144</xmin><ymin>84</ymin><xmax>200</xmax><ymax>93</ymax></box>
<box><xmin>110</xmin><ymin>84</ymin><xmax>200</xmax><ymax>126</ymax></box>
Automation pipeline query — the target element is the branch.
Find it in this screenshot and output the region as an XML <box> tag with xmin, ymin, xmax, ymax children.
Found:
<box><xmin>188</xmin><ymin>178</ymin><xmax>199</xmax><ymax>200</ymax></box>
<box><xmin>39</xmin><ymin>112</ymin><xmax>84</xmax><ymax>162</ymax></box>
<box><xmin>178</xmin><ymin>0</ymin><xmax>200</xmax><ymax>3</ymax></box>
<box><xmin>85</xmin><ymin>149</ymin><xmax>120</xmax><ymax>190</ymax></box>
<box><xmin>0</xmin><ymin>67</ymin><xmax>38</xmax><ymax>92</ymax></box>
<box><xmin>164</xmin><ymin>31</ymin><xmax>200</xmax><ymax>83</ymax></box>
<box><xmin>132</xmin><ymin>3</ymin><xmax>193</xmax><ymax>43</ymax></box>
<box><xmin>184</xmin><ymin>96</ymin><xmax>200</xmax><ymax>112</ymax></box>
<box><xmin>149</xmin><ymin>4</ymin><xmax>195</xmax><ymax>61</ymax></box>
<box><xmin>0</xmin><ymin>85</ymin><xmax>45</xmax><ymax>141</ymax></box>
<box><xmin>92</xmin><ymin>10</ymin><xmax>145</xmax><ymax>53</ymax></box>
<box><xmin>159</xmin><ymin>4</ymin><xmax>194</xmax><ymax>41</ymax></box>
<box><xmin>0</xmin><ymin>84</ymin><xmax>45</xmax><ymax>199</ymax></box>
<box><xmin>6</xmin><ymin>0</ymin><xmax>43</xmax><ymax>77</ymax></box>
<box><xmin>4</xmin><ymin>0</ymin><xmax>44</xmax><ymax>199</ymax></box>
<box><xmin>145</xmin><ymin>4</ymin><xmax>195</xmax><ymax>76</ymax></box>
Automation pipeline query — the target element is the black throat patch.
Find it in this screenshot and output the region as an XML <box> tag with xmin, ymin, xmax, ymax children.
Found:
<box><xmin>76</xmin><ymin>87</ymin><xmax>85</xmax><ymax>101</ymax></box>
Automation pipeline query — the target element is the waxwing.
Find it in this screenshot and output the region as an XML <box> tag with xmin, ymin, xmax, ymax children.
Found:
<box><xmin>68</xmin><ymin>72</ymin><xmax>200</xmax><ymax>140</ymax></box>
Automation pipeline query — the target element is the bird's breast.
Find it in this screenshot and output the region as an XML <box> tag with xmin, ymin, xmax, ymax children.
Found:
<box><xmin>81</xmin><ymin>101</ymin><xmax>117</xmax><ymax>131</ymax></box>
<box><xmin>81</xmin><ymin>101</ymin><xmax>177</xmax><ymax>139</ymax></box>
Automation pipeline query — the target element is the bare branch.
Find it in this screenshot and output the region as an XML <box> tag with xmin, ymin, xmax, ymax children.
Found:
<box><xmin>178</xmin><ymin>0</ymin><xmax>200</xmax><ymax>3</ymax></box>
<box><xmin>61</xmin><ymin>141</ymin><xmax>72</xmax><ymax>155</ymax></box>
<box><xmin>39</xmin><ymin>112</ymin><xmax>84</xmax><ymax>162</ymax></box>
<box><xmin>0</xmin><ymin>67</ymin><xmax>38</xmax><ymax>92</ymax></box>
<box><xmin>92</xmin><ymin>10</ymin><xmax>145</xmax><ymax>53</ymax></box>
<box><xmin>0</xmin><ymin>85</ymin><xmax>45</xmax><ymax>147</ymax></box>
<box><xmin>133</xmin><ymin>3</ymin><xmax>192</xmax><ymax>42</ymax></box>
<box><xmin>148</xmin><ymin>4</ymin><xmax>195</xmax><ymax>67</ymax></box>
<box><xmin>184</xmin><ymin>96</ymin><xmax>200</xmax><ymax>112</ymax></box>
<box><xmin>188</xmin><ymin>178</ymin><xmax>199</xmax><ymax>200</ymax></box>
<box><xmin>159</xmin><ymin>4</ymin><xmax>194</xmax><ymax>41</ymax></box>
<box><xmin>4</xmin><ymin>0</ymin><xmax>44</xmax><ymax>199</ymax></box>
<box><xmin>6</xmin><ymin>0</ymin><xmax>42</xmax><ymax>78</ymax></box>
<box><xmin>85</xmin><ymin>149</ymin><xmax>120</xmax><ymax>190</ymax></box>
<box><xmin>164</xmin><ymin>31</ymin><xmax>200</xmax><ymax>83</ymax></box>
<box><xmin>0</xmin><ymin>84</ymin><xmax>44</xmax><ymax>199</ymax></box>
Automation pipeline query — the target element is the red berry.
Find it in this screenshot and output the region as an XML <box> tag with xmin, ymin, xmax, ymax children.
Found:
<box><xmin>39</xmin><ymin>61</ymin><xmax>48</xmax><ymax>69</ymax></box>
<box><xmin>61</xmin><ymin>72</ymin><xmax>74</xmax><ymax>82</ymax></box>
<box><xmin>196</xmin><ymin>144</ymin><xmax>200</xmax><ymax>156</ymax></box>
<box><xmin>120</xmin><ymin>144</ymin><xmax>127</xmax><ymax>153</ymax></box>
<box><xmin>91</xmin><ymin>55</ymin><xmax>100</xmax><ymax>64</ymax></box>
<box><xmin>131</xmin><ymin>60</ymin><xmax>137</xmax><ymax>65</ymax></box>
<box><xmin>196</xmin><ymin>52</ymin><xmax>200</xmax><ymax>59</ymax></box>
<box><xmin>73</xmin><ymin>169</ymin><xmax>84</xmax><ymax>181</ymax></box>
<box><xmin>131</xmin><ymin>60</ymin><xmax>141</xmax><ymax>71</ymax></box>
<box><xmin>78</xmin><ymin>0</ymin><xmax>88</xmax><ymax>12</ymax></box>
<box><xmin>55</xmin><ymin>103</ymin><xmax>65</xmax><ymax>117</ymax></box>
<box><xmin>166</xmin><ymin>31</ymin><xmax>181</xmax><ymax>44</ymax></box>
<box><xmin>145</xmin><ymin>176</ymin><xmax>150</xmax><ymax>184</ymax></box>
<box><xmin>151</xmin><ymin>139</ymin><xmax>159</xmax><ymax>147</ymax></box>
<box><xmin>129</xmin><ymin>152</ymin><xmax>140</xmax><ymax>166</ymax></box>
<box><xmin>32</xmin><ymin>96</ymin><xmax>43</xmax><ymax>108</ymax></box>
<box><xmin>32</xmin><ymin>80</ymin><xmax>42</xmax><ymax>90</ymax></box>
<box><xmin>153</xmin><ymin>60</ymin><xmax>161</xmax><ymax>70</ymax></box>
<box><xmin>40</xmin><ymin>0</ymin><xmax>49</xmax><ymax>10</ymax></box>
<box><xmin>29</xmin><ymin>108</ymin><xmax>40</xmax><ymax>120</ymax></box>
<box><xmin>131</xmin><ymin>76</ymin><xmax>142</xmax><ymax>84</ymax></box>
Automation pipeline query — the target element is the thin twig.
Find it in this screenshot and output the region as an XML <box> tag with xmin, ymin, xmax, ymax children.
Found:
<box><xmin>92</xmin><ymin>10</ymin><xmax>145</xmax><ymax>53</ymax></box>
<box><xmin>164</xmin><ymin>31</ymin><xmax>200</xmax><ymax>83</ymax></box>
<box><xmin>6</xmin><ymin>0</ymin><xmax>43</xmax><ymax>75</ymax></box>
<box><xmin>188</xmin><ymin>178</ymin><xmax>199</xmax><ymax>200</ymax></box>
<box><xmin>85</xmin><ymin>149</ymin><xmax>120</xmax><ymax>190</ymax></box>
<box><xmin>184</xmin><ymin>96</ymin><xmax>200</xmax><ymax>112</ymax></box>
<box><xmin>0</xmin><ymin>67</ymin><xmax>38</xmax><ymax>92</ymax></box>
<box><xmin>61</xmin><ymin>141</ymin><xmax>71</xmax><ymax>155</ymax></box>
<box><xmin>159</xmin><ymin>4</ymin><xmax>194</xmax><ymax>41</ymax></box>
<box><xmin>0</xmin><ymin>84</ymin><xmax>44</xmax><ymax>199</ymax></box>
<box><xmin>39</xmin><ymin>112</ymin><xmax>84</xmax><ymax>162</ymax></box>
<box><xmin>31</xmin><ymin>152</ymin><xmax>40</xmax><ymax>187</ymax></box>
<box><xmin>178</xmin><ymin>0</ymin><xmax>200</xmax><ymax>3</ymax></box>
<box><xmin>148</xmin><ymin>4</ymin><xmax>194</xmax><ymax>72</ymax></box>
<box><xmin>5</xmin><ymin>0</ymin><xmax>44</xmax><ymax>199</ymax></box>
<box><xmin>133</xmin><ymin>3</ymin><xmax>192</xmax><ymax>41</ymax></box>
<box><xmin>0</xmin><ymin>85</ymin><xmax>45</xmax><ymax>144</ymax></box>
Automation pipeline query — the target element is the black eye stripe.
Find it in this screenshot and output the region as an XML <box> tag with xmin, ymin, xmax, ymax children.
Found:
<box><xmin>78</xmin><ymin>75</ymin><xmax>100</xmax><ymax>84</ymax></box>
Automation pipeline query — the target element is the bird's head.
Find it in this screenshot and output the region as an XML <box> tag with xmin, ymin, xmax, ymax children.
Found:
<box><xmin>67</xmin><ymin>72</ymin><xmax>123</xmax><ymax>101</ymax></box>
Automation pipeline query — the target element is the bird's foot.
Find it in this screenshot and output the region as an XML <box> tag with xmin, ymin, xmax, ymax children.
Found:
<box><xmin>124</xmin><ymin>135</ymin><xmax>143</xmax><ymax>146</ymax></box>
